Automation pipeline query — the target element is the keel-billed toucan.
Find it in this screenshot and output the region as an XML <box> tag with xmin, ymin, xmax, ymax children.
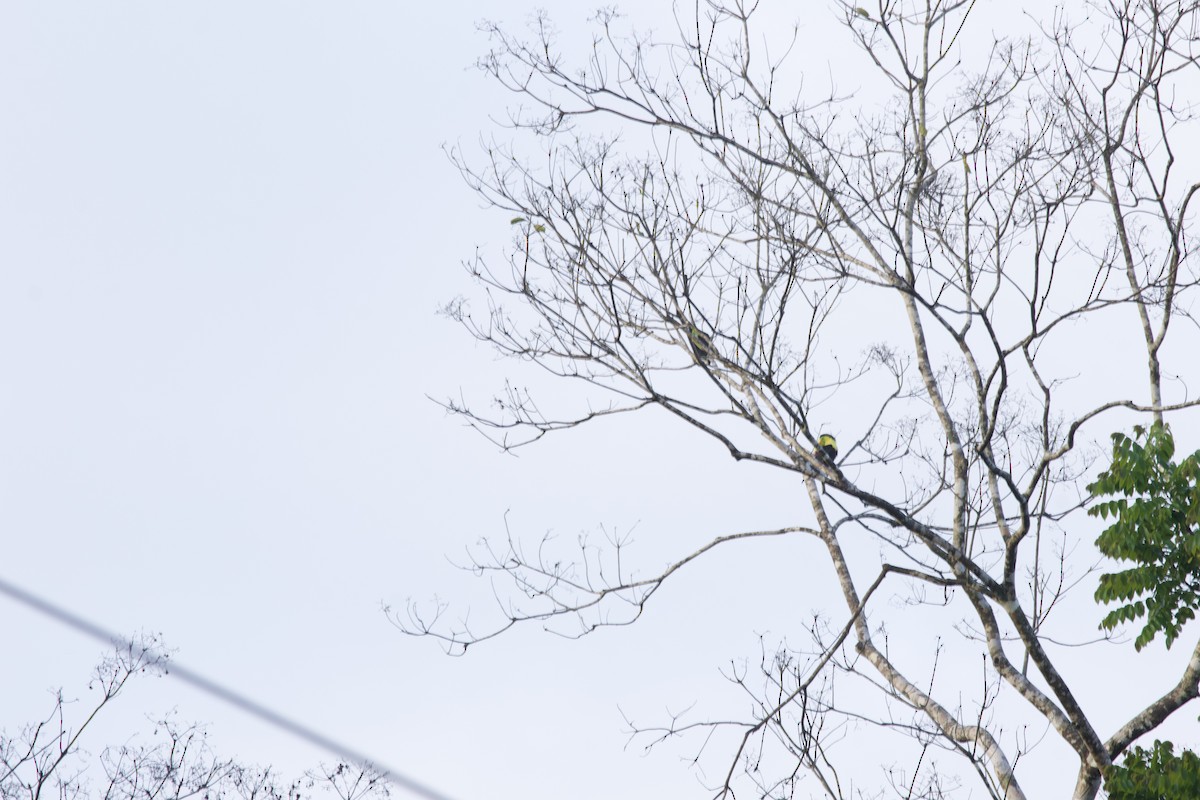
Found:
<box><xmin>817</xmin><ymin>433</ymin><xmax>838</xmax><ymax>463</ymax></box>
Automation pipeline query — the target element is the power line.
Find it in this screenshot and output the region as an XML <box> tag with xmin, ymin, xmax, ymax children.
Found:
<box><xmin>0</xmin><ymin>574</ymin><xmax>458</xmax><ymax>800</ymax></box>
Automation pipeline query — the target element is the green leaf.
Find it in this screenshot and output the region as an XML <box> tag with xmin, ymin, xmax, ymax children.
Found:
<box><xmin>1090</xmin><ymin>423</ymin><xmax>1200</xmax><ymax>650</ymax></box>
<box><xmin>1105</xmin><ymin>741</ymin><xmax>1200</xmax><ymax>800</ymax></box>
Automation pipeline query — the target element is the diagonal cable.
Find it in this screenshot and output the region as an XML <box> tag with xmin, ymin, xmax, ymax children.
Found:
<box><xmin>0</xmin><ymin>574</ymin><xmax>458</xmax><ymax>800</ymax></box>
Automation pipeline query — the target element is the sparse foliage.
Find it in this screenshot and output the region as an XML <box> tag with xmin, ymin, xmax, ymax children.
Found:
<box><xmin>1090</xmin><ymin>423</ymin><xmax>1200</xmax><ymax>650</ymax></box>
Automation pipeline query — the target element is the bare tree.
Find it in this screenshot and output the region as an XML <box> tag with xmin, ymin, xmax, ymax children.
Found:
<box><xmin>1</xmin><ymin>638</ymin><xmax>391</xmax><ymax>800</ymax></box>
<box><xmin>402</xmin><ymin>1</ymin><xmax>1200</xmax><ymax>798</ymax></box>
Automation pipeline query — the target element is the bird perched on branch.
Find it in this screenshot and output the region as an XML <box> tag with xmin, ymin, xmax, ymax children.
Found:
<box><xmin>688</xmin><ymin>325</ymin><xmax>715</xmax><ymax>362</ymax></box>
<box><xmin>816</xmin><ymin>433</ymin><xmax>838</xmax><ymax>464</ymax></box>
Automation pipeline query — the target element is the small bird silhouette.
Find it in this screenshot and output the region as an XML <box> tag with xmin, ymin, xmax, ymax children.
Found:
<box><xmin>688</xmin><ymin>326</ymin><xmax>715</xmax><ymax>362</ymax></box>
<box><xmin>817</xmin><ymin>433</ymin><xmax>838</xmax><ymax>464</ymax></box>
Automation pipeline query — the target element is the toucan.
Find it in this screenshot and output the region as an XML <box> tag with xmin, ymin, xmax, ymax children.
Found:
<box><xmin>688</xmin><ymin>326</ymin><xmax>715</xmax><ymax>362</ymax></box>
<box><xmin>817</xmin><ymin>433</ymin><xmax>838</xmax><ymax>464</ymax></box>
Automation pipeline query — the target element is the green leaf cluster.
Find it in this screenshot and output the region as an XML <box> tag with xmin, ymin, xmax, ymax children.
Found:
<box><xmin>1104</xmin><ymin>741</ymin><xmax>1200</xmax><ymax>800</ymax></box>
<box><xmin>1088</xmin><ymin>423</ymin><xmax>1200</xmax><ymax>650</ymax></box>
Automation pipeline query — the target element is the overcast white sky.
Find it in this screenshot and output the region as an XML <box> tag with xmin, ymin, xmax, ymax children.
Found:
<box><xmin>0</xmin><ymin>4</ymin><xmax>812</xmax><ymax>799</ymax></box>
<box><xmin>2</xmin><ymin>3</ymin><xmax>1198</xmax><ymax>800</ymax></box>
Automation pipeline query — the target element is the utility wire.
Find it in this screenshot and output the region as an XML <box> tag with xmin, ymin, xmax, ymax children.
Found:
<box><xmin>0</xmin><ymin>574</ymin><xmax>458</xmax><ymax>800</ymax></box>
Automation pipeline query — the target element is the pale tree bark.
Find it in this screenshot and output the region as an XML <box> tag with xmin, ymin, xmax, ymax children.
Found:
<box><xmin>403</xmin><ymin>0</ymin><xmax>1200</xmax><ymax>797</ymax></box>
